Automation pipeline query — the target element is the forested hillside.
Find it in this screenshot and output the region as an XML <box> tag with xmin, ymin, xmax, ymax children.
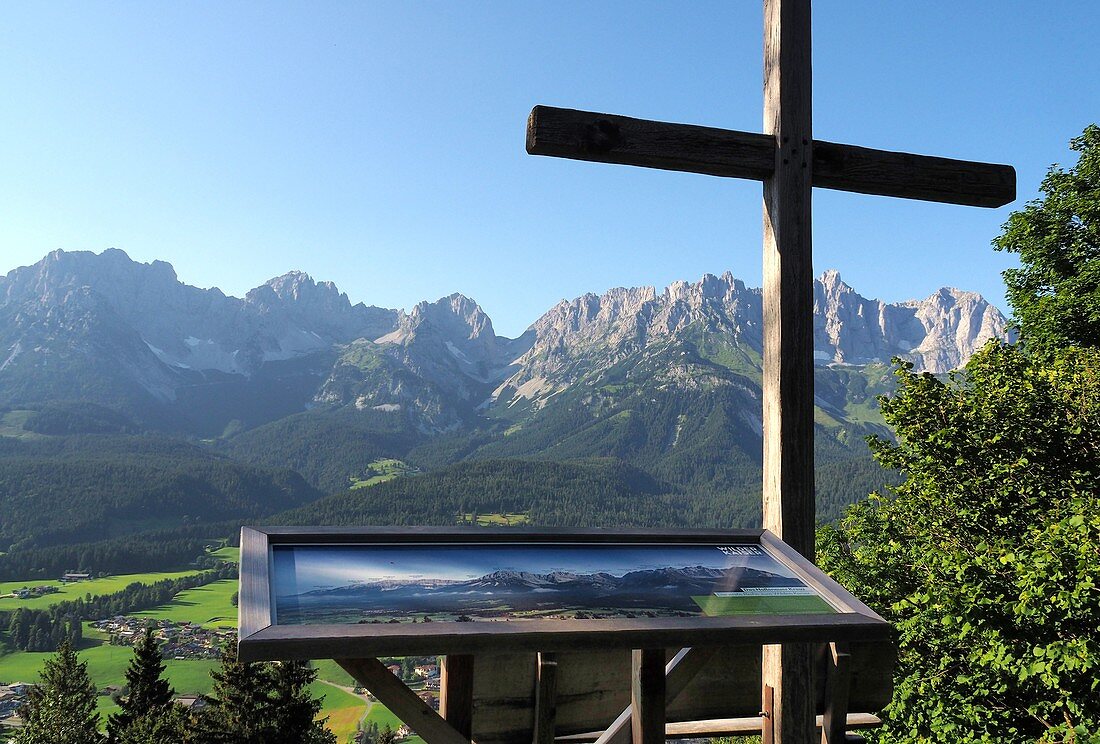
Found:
<box><xmin>0</xmin><ymin>433</ymin><xmax>319</xmax><ymax>551</ymax></box>
<box><xmin>223</xmin><ymin>409</ymin><xmax>419</xmax><ymax>493</ymax></box>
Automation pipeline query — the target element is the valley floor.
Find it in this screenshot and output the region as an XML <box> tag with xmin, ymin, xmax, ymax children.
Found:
<box><xmin>0</xmin><ymin>551</ymin><xmax>421</xmax><ymax>743</ymax></box>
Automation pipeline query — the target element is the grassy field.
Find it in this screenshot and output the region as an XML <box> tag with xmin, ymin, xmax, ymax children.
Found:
<box><xmin>349</xmin><ymin>458</ymin><xmax>418</xmax><ymax>489</ymax></box>
<box><xmin>456</xmin><ymin>512</ymin><xmax>530</xmax><ymax>527</ymax></box>
<box><xmin>0</xmin><ymin>580</ymin><xmax>425</xmax><ymax>741</ymax></box>
<box><xmin>0</xmin><ymin>544</ymin><xmax>237</xmax><ymax>613</ymax></box>
<box><xmin>0</xmin><ymin>410</ymin><xmax>44</xmax><ymax>440</ymax></box>
<box><xmin>132</xmin><ymin>579</ymin><xmax>238</xmax><ymax>629</ymax></box>
<box><xmin>0</xmin><ymin>546</ymin><xmax>433</xmax><ymax>741</ymax></box>
<box><xmin>0</xmin><ymin>625</ymin><xmax>220</xmax><ymax>722</ymax></box>
<box><xmin>0</xmin><ymin>570</ymin><xmax>202</xmax><ymax>611</ymax></box>
<box><xmin>312</xmin><ymin>659</ymin><xmax>358</xmax><ymax>687</ymax></box>
<box><xmin>311</xmin><ymin>680</ymin><xmax>364</xmax><ymax>742</ymax></box>
<box><xmin>209</xmin><ymin>546</ymin><xmax>240</xmax><ymax>563</ymax></box>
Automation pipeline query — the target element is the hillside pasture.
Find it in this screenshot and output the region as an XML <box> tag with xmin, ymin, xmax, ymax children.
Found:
<box><xmin>131</xmin><ymin>579</ymin><xmax>238</xmax><ymax>629</ymax></box>
<box><xmin>0</xmin><ymin>570</ymin><xmax>200</xmax><ymax>611</ymax></box>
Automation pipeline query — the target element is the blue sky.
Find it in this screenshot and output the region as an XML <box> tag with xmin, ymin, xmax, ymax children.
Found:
<box><xmin>2</xmin><ymin>2</ymin><xmax>1097</xmax><ymax>336</ymax></box>
<box><xmin>271</xmin><ymin>543</ymin><xmax>796</xmax><ymax>595</ymax></box>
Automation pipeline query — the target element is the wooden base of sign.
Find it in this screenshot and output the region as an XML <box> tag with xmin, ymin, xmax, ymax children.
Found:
<box><xmin>335</xmin><ymin>643</ymin><xmax>872</xmax><ymax>744</ymax></box>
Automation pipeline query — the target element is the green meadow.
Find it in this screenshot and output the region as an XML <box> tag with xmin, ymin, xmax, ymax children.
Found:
<box><xmin>0</xmin><ymin>570</ymin><xmax>202</xmax><ymax>611</ymax></box>
<box><xmin>456</xmin><ymin>512</ymin><xmax>530</xmax><ymax>526</ymax></box>
<box><xmin>0</xmin><ymin>625</ymin><xmax>219</xmax><ymax>721</ymax></box>
<box><xmin>0</xmin><ymin>558</ymin><xmax>423</xmax><ymax>741</ymax></box>
<box><xmin>132</xmin><ymin>579</ymin><xmax>239</xmax><ymax>629</ymax></box>
<box><xmin>349</xmin><ymin>458</ymin><xmax>418</xmax><ymax>489</ymax></box>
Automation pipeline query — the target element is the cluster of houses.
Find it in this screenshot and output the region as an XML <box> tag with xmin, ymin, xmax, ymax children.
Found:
<box><xmin>0</xmin><ymin>682</ymin><xmax>32</xmax><ymax>731</ymax></box>
<box><xmin>91</xmin><ymin>616</ymin><xmax>234</xmax><ymax>660</ymax></box>
<box><xmin>351</xmin><ymin>724</ymin><xmax>415</xmax><ymax>744</ymax></box>
<box><xmin>0</xmin><ymin>572</ymin><xmax>90</xmax><ymax>602</ymax></box>
<box><xmin>0</xmin><ymin>584</ymin><xmax>59</xmax><ymax>601</ymax></box>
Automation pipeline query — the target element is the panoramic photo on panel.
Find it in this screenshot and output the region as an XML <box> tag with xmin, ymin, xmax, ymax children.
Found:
<box><xmin>271</xmin><ymin>542</ymin><xmax>833</xmax><ymax>624</ymax></box>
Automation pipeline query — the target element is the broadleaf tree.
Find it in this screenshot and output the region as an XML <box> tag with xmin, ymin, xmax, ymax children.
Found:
<box><xmin>818</xmin><ymin>126</ymin><xmax>1100</xmax><ymax>743</ymax></box>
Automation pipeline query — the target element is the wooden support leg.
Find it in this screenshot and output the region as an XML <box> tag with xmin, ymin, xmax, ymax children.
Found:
<box><xmin>763</xmin><ymin>643</ymin><xmax>815</xmax><ymax>744</ymax></box>
<box><xmin>533</xmin><ymin>652</ymin><xmax>558</xmax><ymax>744</ymax></box>
<box><xmin>821</xmin><ymin>643</ymin><xmax>851</xmax><ymax>744</ymax></box>
<box><xmin>631</xmin><ymin>649</ymin><xmax>666</xmax><ymax>744</ymax></box>
<box><xmin>441</xmin><ymin>654</ymin><xmax>475</xmax><ymax>740</ymax></box>
<box><xmin>336</xmin><ymin>658</ymin><xmax>470</xmax><ymax>744</ymax></box>
<box><xmin>595</xmin><ymin>646</ymin><xmax>718</xmax><ymax>744</ymax></box>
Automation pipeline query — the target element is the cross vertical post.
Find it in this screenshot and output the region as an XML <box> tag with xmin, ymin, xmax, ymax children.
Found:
<box><xmin>761</xmin><ymin>1</ymin><xmax>817</xmax><ymax>742</ymax></box>
<box><xmin>525</xmin><ymin>3</ymin><xmax>1015</xmax><ymax>742</ymax></box>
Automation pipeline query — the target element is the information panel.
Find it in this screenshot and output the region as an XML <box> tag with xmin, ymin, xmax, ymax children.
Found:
<box><xmin>271</xmin><ymin>541</ymin><xmax>836</xmax><ymax>625</ymax></box>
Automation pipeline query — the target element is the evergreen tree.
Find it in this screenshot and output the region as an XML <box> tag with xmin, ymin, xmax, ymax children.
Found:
<box><xmin>268</xmin><ymin>662</ymin><xmax>335</xmax><ymax>744</ymax></box>
<box><xmin>13</xmin><ymin>640</ymin><xmax>103</xmax><ymax>744</ymax></box>
<box><xmin>113</xmin><ymin>705</ymin><xmax>191</xmax><ymax>744</ymax></box>
<box><xmin>108</xmin><ymin>626</ymin><xmax>175</xmax><ymax>741</ymax></box>
<box><xmin>194</xmin><ymin>642</ymin><xmax>271</xmax><ymax>744</ymax></box>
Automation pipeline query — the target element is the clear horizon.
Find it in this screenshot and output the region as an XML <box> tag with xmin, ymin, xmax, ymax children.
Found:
<box><xmin>3</xmin><ymin>246</ymin><xmax>996</xmax><ymax>338</ymax></box>
<box><xmin>3</xmin><ymin>3</ymin><xmax>1097</xmax><ymax>336</ymax></box>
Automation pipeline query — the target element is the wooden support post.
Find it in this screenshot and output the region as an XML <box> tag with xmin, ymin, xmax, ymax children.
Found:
<box><xmin>595</xmin><ymin>646</ymin><xmax>718</xmax><ymax>744</ymax></box>
<box><xmin>441</xmin><ymin>654</ymin><xmax>475</xmax><ymax>740</ymax></box>
<box><xmin>631</xmin><ymin>649</ymin><xmax>666</xmax><ymax>744</ymax></box>
<box><xmin>761</xmin><ymin>1</ymin><xmax>816</xmax><ymax>743</ymax></box>
<box><xmin>336</xmin><ymin>658</ymin><xmax>470</xmax><ymax>744</ymax></box>
<box><xmin>533</xmin><ymin>652</ymin><xmax>558</xmax><ymax>744</ymax></box>
<box><xmin>821</xmin><ymin>643</ymin><xmax>852</xmax><ymax>744</ymax></box>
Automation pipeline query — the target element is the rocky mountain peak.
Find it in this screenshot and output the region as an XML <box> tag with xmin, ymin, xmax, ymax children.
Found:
<box><xmin>406</xmin><ymin>293</ymin><xmax>496</xmax><ymax>340</ymax></box>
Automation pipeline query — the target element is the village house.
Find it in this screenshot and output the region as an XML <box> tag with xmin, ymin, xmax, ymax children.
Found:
<box><xmin>91</xmin><ymin>616</ymin><xmax>232</xmax><ymax>660</ymax></box>
<box><xmin>174</xmin><ymin>694</ymin><xmax>208</xmax><ymax>712</ymax></box>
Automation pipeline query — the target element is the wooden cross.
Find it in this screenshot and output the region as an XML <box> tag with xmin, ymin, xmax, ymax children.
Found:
<box><xmin>525</xmin><ymin>2</ymin><xmax>1014</xmax><ymax>742</ymax></box>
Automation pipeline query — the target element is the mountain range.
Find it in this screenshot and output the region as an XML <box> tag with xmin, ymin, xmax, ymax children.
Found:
<box><xmin>0</xmin><ymin>249</ymin><xmax>1008</xmax><ymax>435</ymax></box>
<box><xmin>0</xmin><ymin>248</ymin><xmax>1012</xmax><ymax>545</ymax></box>
<box><xmin>277</xmin><ymin>565</ymin><xmax>804</xmax><ymax>622</ymax></box>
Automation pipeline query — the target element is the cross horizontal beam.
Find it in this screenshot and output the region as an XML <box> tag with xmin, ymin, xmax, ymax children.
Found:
<box><xmin>527</xmin><ymin>106</ymin><xmax>1015</xmax><ymax>208</ymax></box>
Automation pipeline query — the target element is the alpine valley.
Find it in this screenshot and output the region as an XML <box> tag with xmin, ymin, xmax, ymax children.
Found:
<box><xmin>0</xmin><ymin>248</ymin><xmax>1011</xmax><ymax>569</ymax></box>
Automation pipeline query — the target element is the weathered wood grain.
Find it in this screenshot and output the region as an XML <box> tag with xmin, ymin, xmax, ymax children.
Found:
<box><xmin>527</xmin><ymin>105</ymin><xmax>1015</xmax><ymax>208</ymax></box>
<box><xmin>821</xmin><ymin>643</ymin><xmax>852</xmax><ymax>744</ymax></box>
<box><xmin>238</xmin><ymin>527</ymin><xmax>272</xmax><ymax>641</ymax></box>
<box><xmin>557</xmin><ymin>712</ymin><xmax>883</xmax><ymax>741</ymax></box>
<box><xmin>631</xmin><ymin>650</ymin><xmax>665</xmax><ymax>744</ymax></box>
<box><xmin>595</xmin><ymin>646</ymin><xmax>719</xmax><ymax>744</ymax></box>
<box><xmin>813</xmin><ymin>139</ymin><xmax>1014</xmax><ymax>207</ymax></box>
<box><xmin>533</xmin><ymin>653</ymin><xmax>559</xmax><ymax>744</ymax></box>
<box><xmin>762</xmin><ymin>2</ymin><xmax>817</xmax><ymax>743</ymax></box>
<box><xmin>337</xmin><ymin>657</ymin><xmax>470</xmax><ymax>744</ymax></box>
<box><xmin>240</xmin><ymin>611</ymin><xmax>889</xmax><ymax>661</ymax></box>
<box><xmin>441</xmin><ymin>654</ymin><xmax>475</xmax><ymax>739</ymax></box>
<box><xmin>457</xmin><ymin>643</ymin><xmax>891</xmax><ymax>743</ymax></box>
<box><xmin>527</xmin><ymin>105</ymin><xmax>774</xmax><ymax>180</ymax></box>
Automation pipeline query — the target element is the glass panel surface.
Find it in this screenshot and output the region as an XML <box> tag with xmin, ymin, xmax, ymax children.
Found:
<box><xmin>272</xmin><ymin>542</ymin><xmax>835</xmax><ymax>625</ymax></box>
